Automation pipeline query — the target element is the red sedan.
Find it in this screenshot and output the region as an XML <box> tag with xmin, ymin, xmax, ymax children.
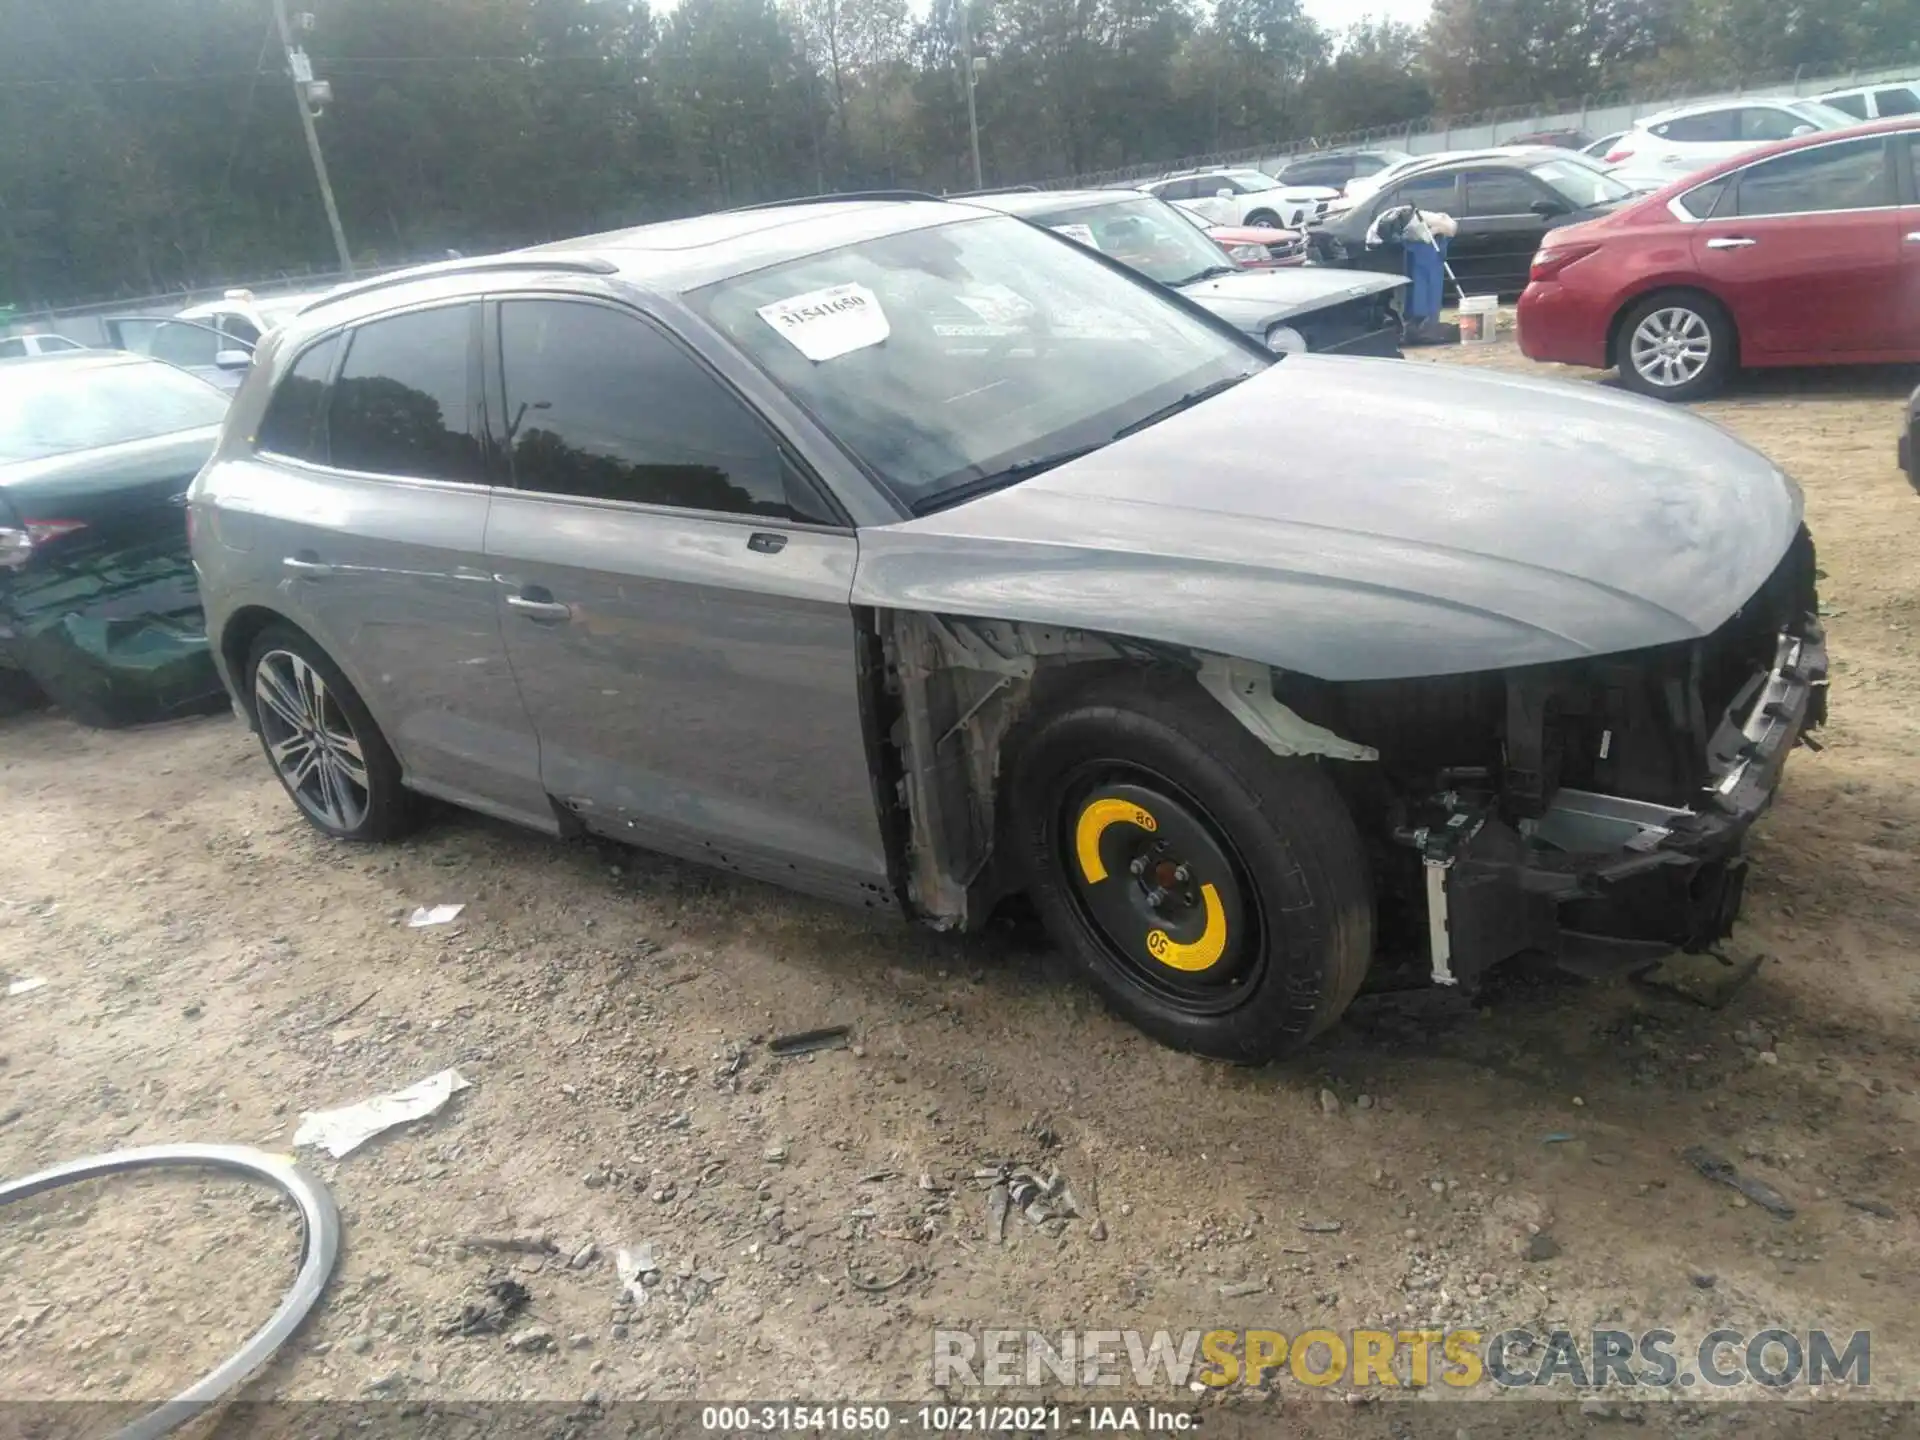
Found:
<box><xmin>1518</xmin><ymin>116</ymin><xmax>1920</xmax><ymax>400</ymax></box>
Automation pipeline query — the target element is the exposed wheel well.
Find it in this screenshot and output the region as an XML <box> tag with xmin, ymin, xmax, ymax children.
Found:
<box><xmin>1609</xmin><ymin>286</ymin><xmax>1739</xmax><ymax>373</ymax></box>
<box><xmin>1244</xmin><ymin>207</ymin><xmax>1281</xmax><ymax>227</ymax></box>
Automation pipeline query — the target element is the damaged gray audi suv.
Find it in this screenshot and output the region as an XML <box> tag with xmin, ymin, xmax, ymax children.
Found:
<box><xmin>189</xmin><ymin>194</ymin><xmax>1827</xmax><ymax>1063</ymax></box>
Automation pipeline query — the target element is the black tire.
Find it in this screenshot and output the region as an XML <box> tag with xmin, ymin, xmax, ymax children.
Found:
<box><xmin>1244</xmin><ymin>208</ymin><xmax>1282</xmax><ymax>229</ymax></box>
<box><xmin>1009</xmin><ymin>670</ymin><xmax>1374</xmax><ymax>1064</ymax></box>
<box><xmin>245</xmin><ymin>623</ymin><xmax>416</xmax><ymax>842</ymax></box>
<box><xmin>1614</xmin><ymin>290</ymin><xmax>1734</xmax><ymax>402</ymax></box>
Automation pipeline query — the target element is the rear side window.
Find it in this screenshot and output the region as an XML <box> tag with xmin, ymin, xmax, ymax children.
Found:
<box><xmin>1389</xmin><ymin>172</ymin><xmax>1459</xmax><ymax>213</ymax></box>
<box><xmin>327</xmin><ymin>306</ymin><xmax>479</xmax><ymax>482</ymax></box>
<box><xmin>0</xmin><ymin>338</ymin><xmax>23</xmax><ymax>359</ymax></box>
<box><xmin>1823</xmin><ymin>92</ymin><xmax>1870</xmax><ymax>120</ymax></box>
<box><xmin>257</xmin><ymin>335</ymin><xmax>339</xmax><ymax>461</ymax></box>
<box><xmin>1876</xmin><ymin>87</ymin><xmax>1920</xmax><ymax>117</ymax></box>
<box><xmin>1739</xmin><ymin>106</ymin><xmax>1809</xmax><ymax>142</ymax></box>
<box><xmin>497</xmin><ymin>299</ymin><xmax>801</xmax><ymax>521</ymax></box>
<box><xmin>1733</xmin><ymin>137</ymin><xmax>1892</xmax><ymax>216</ymax></box>
<box><xmin>1653</xmin><ymin>111</ymin><xmax>1736</xmax><ymax>143</ymax></box>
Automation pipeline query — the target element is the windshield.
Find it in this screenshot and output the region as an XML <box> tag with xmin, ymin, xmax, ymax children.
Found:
<box><xmin>1028</xmin><ymin>196</ymin><xmax>1236</xmax><ymax>286</ymax></box>
<box><xmin>1222</xmin><ymin>169</ymin><xmax>1280</xmax><ymax>193</ymax></box>
<box><xmin>1530</xmin><ymin>158</ymin><xmax>1634</xmax><ymax>208</ymax></box>
<box><xmin>1789</xmin><ymin>99</ymin><xmax>1860</xmax><ymax>130</ymax></box>
<box><xmin>687</xmin><ymin>213</ymin><xmax>1264</xmax><ymax>513</ymax></box>
<box><xmin>0</xmin><ymin>361</ymin><xmax>227</xmax><ymax>463</ymax></box>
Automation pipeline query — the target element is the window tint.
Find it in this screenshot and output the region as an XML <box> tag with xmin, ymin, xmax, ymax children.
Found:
<box><xmin>1281</xmin><ymin>158</ymin><xmax>1345</xmax><ymax>186</ymax></box>
<box><xmin>498</xmin><ymin>300</ymin><xmax>797</xmax><ymax>520</ymax></box>
<box><xmin>1387</xmin><ymin>172</ymin><xmax>1458</xmax><ymax>212</ymax></box>
<box><xmin>1877</xmin><ymin>87</ymin><xmax>1920</xmax><ymax>117</ymax></box>
<box><xmin>1733</xmin><ymin>137</ymin><xmax>1891</xmax><ymax>216</ymax></box>
<box><xmin>1462</xmin><ymin>170</ymin><xmax>1543</xmax><ymax>216</ymax></box>
<box><xmin>1740</xmin><ymin>106</ymin><xmax>1809</xmax><ymax>142</ymax></box>
<box><xmin>327</xmin><ymin>306</ymin><xmax>478</xmax><ymax>481</ymax></box>
<box><xmin>1655</xmin><ymin>110</ymin><xmax>1736</xmax><ymax>143</ymax></box>
<box><xmin>1675</xmin><ymin>176</ymin><xmax>1730</xmax><ymax>219</ymax></box>
<box><xmin>256</xmin><ymin>335</ymin><xmax>339</xmax><ymax>460</ymax></box>
<box><xmin>1823</xmin><ymin>92</ymin><xmax>1869</xmax><ymax>120</ymax></box>
<box><xmin>0</xmin><ymin>339</ymin><xmax>25</xmax><ymax>359</ymax></box>
<box><xmin>222</xmin><ymin>314</ymin><xmax>262</xmax><ymax>347</ymax></box>
<box><xmin>150</xmin><ymin>320</ymin><xmax>221</xmax><ymax>368</ymax></box>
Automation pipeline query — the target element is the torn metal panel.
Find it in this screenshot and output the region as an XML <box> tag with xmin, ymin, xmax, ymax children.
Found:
<box><xmin>1197</xmin><ymin>654</ymin><xmax>1377</xmax><ymax>762</ymax></box>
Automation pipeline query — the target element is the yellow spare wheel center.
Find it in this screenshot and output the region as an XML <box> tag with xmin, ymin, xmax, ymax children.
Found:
<box><xmin>1073</xmin><ymin>794</ymin><xmax>1229</xmax><ymax>973</ymax></box>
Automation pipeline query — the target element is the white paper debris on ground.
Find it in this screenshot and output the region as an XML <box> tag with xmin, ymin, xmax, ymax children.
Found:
<box><xmin>757</xmin><ymin>284</ymin><xmax>889</xmax><ymax>362</ymax></box>
<box><xmin>615</xmin><ymin>1245</ymin><xmax>652</xmax><ymax>1306</ymax></box>
<box><xmin>293</xmin><ymin>1068</ymin><xmax>471</xmax><ymax>1159</ymax></box>
<box><xmin>407</xmin><ymin>904</ymin><xmax>465</xmax><ymax>928</ymax></box>
<box><xmin>6</xmin><ymin>977</ymin><xmax>48</xmax><ymax>997</ymax></box>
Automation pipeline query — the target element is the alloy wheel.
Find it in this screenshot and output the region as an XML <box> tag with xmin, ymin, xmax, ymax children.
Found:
<box><xmin>1628</xmin><ymin>306</ymin><xmax>1712</xmax><ymax>389</ymax></box>
<box><xmin>253</xmin><ymin>649</ymin><xmax>371</xmax><ymax>832</ymax></box>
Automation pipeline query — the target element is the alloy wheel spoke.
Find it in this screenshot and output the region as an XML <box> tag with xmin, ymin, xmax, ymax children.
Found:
<box><xmin>256</xmin><ymin>663</ymin><xmax>306</xmax><ymax>733</ymax></box>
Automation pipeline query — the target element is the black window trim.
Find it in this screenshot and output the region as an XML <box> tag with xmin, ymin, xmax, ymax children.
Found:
<box><xmin>1459</xmin><ymin>165</ymin><xmax>1561</xmax><ymax>219</ymax></box>
<box><xmin>1669</xmin><ymin>134</ymin><xmax>1907</xmax><ymax>223</ymax></box>
<box><xmin>481</xmin><ymin>290</ymin><xmax>854</xmax><ymax>534</ymax></box>
<box><xmin>261</xmin><ymin>297</ymin><xmax>490</xmax><ymax>494</ymax></box>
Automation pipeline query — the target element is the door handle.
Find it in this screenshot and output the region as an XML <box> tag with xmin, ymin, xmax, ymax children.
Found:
<box><xmin>505</xmin><ymin>592</ymin><xmax>573</xmax><ymax>622</ymax></box>
<box><xmin>1706</xmin><ymin>237</ymin><xmax>1757</xmax><ymax>250</ymax></box>
<box><xmin>747</xmin><ymin>531</ymin><xmax>789</xmax><ymax>555</ymax></box>
<box><xmin>282</xmin><ymin>554</ymin><xmax>337</xmax><ymax>577</ymax></box>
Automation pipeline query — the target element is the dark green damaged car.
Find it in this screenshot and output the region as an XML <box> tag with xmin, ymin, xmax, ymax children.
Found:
<box><xmin>0</xmin><ymin>352</ymin><xmax>230</xmax><ymax>725</ymax></box>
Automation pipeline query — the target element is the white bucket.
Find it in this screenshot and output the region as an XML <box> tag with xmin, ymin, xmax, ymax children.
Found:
<box><xmin>1457</xmin><ymin>294</ymin><xmax>1499</xmax><ymax>345</ymax></box>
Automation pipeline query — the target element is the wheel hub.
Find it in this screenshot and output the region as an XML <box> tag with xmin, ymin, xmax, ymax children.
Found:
<box><xmin>1065</xmin><ymin>780</ymin><xmax>1252</xmax><ymax>996</ymax></box>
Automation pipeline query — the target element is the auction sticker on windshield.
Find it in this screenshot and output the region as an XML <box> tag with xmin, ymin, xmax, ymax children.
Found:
<box><xmin>757</xmin><ymin>283</ymin><xmax>890</xmax><ymax>361</ymax></box>
<box><xmin>1051</xmin><ymin>223</ymin><xmax>1098</xmax><ymax>248</ymax></box>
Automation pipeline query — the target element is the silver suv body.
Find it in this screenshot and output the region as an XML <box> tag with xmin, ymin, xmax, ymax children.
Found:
<box><xmin>191</xmin><ymin>196</ymin><xmax>1826</xmax><ymax>1063</ymax></box>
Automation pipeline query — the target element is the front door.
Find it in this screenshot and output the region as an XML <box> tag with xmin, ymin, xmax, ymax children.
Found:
<box><xmin>1452</xmin><ymin>168</ymin><xmax>1556</xmax><ymax>298</ymax></box>
<box><xmin>1692</xmin><ymin>134</ymin><xmax>1903</xmax><ymax>357</ymax></box>
<box><xmin>481</xmin><ymin>296</ymin><xmax>892</xmax><ymax>907</ymax></box>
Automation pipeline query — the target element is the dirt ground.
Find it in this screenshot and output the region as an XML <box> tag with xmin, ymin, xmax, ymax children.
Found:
<box><xmin>3</xmin><ymin>337</ymin><xmax>1917</xmax><ymax>1437</ymax></box>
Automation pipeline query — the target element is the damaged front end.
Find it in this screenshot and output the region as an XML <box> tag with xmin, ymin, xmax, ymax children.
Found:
<box><xmin>875</xmin><ymin>527</ymin><xmax>1826</xmax><ymax>992</ymax></box>
<box><xmin>1349</xmin><ymin>527</ymin><xmax>1827</xmax><ymax>984</ymax></box>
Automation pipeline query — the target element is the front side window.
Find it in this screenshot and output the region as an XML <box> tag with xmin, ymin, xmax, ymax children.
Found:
<box><xmin>1031</xmin><ymin>196</ymin><xmax>1235</xmax><ymax>286</ymax></box>
<box><xmin>1741</xmin><ymin>106</ymin><xmax>1811</xmax><ymax>142</ymax></box>
<box><xmin>497</xmin><ymin>300</ymin><xmax>799</xmax><ymax>520</ymax></box>
<box><xmin>1733</xmin><ymin>137</ymin><xmax>1891</xmax><ymax>217</ymax></box>
<box><xmin>1530</xmin><ymin>158</ymin><xmax>1633</xmax><ymax>209</ymax></box>
<box><xmin>1876</xmin><ymin>87</ymin><xmax>1920</xmax><ymax>117</ymax></box>
<box><xmin>327</xmin><ymin>305</ymin><xmax>478</xmax><ymax>481</ymax></box>
<box><xmin>1387</xmin><ymin>172</ymin><xmax>1459</xmax><ymax>214</ymax></box>
<box><xmin>0</xmin><ymin>362</ymin><xmax>227</xmax><ymax>463</ymax></box>
<box><xmin>148</xmin><ymin>320</ymin><xmax>222</xmax><ymax>368</ymax></box>
<box><xmin>1823</xmin><ymin>92</ymin><xmax>1870</xmax><ymax>120</ymax></box>
<box><xmin>256</xmin><ymin>335</ymin><xmax>340</xmax><ymax>461</ymax></box>
<box><xmin>0</xmin><ymin>339</ymin><xmax>25</xmax><ymax>359</ymax></box>
<box><xmin>1654</xmin><ymin>111</ymin><xmax>1736</xmax><ymax>143</ymax></box>
<box><xmin>1461</xmin><ymin>170</ymin><xmax>1542</xmax><ymax>217</ymax></box>
<box><xmin>687</xmin><ymin>213</ymin><xmax>1263</xmax><ymax>514</ymax></box>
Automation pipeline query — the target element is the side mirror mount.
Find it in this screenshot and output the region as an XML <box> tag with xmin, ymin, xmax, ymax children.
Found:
<box><xmin>1790</xmin><ymin>124</ymin><xmax>1816</xmax><ymax>136</ymax></box>
<box><xmin>1215</xmin><ymin>188</ymin><xmax>1234</xmax><ymax>199</ymax></box>
<box><xmin>1529</xmin><ymin>198</ymin><xmax>1569</xmax><ymax>218</ymax></box>
<box><xmin>214</xmin><ymin>349</ymin><xmax>253</xmax><ymax>370</ymax></box>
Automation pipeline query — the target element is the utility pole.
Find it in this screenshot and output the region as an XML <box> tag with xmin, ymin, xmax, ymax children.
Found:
<box><xmin>271</xmin><ymin>0</ymin><xmax>353</xmax><ymax>277</ymax></box>
<box><xmin>958</xmin><ymin>1</ymin><xmax>983</xmax><ymax>190</ymax></box>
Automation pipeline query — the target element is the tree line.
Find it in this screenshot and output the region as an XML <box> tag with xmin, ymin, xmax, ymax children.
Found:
<box><xmin>1</xmin><ymin>0</ymin><xmax>1913</xmax><ymax>307</ymax></box>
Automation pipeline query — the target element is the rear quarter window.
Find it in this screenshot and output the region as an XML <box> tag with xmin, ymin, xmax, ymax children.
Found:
<box><xmin>1823</xmin><ymin>92</ymin><xmax>1871</xmax><ymax>120</ymax></box>
<box><xmin>256</xmin><ymin>335</ymin><xmax>340</xmax><ymax>461</ymax></box>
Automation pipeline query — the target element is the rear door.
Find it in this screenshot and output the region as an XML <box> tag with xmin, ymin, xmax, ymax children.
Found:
<box><xmin>1451</xmin><ymin>168</ymin><xmax>1558</xmax><ymax>297</ymax></box>
<box><xmin>481</xmin><ymin>295</ymin><xmax>891</xmax><ymax>906</ymax></box>
<box><xmin>1900</xmin><ymin>131</ymin><xmax>1920</xmax><ymax>356</ymax></box>
<box><xmin>248</xmin><ymin>306</ymin><xmax>549</xmax><ymax>823</ymax></box>
<box><xmin>1691</xmin><ymin>134</ymin><xmax>1903</xmax><ymax>356</ymax></box>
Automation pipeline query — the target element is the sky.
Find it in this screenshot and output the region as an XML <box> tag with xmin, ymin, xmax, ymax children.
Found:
<box><xmin>1303</xmin><ymin>0</ymin><xmax>1434</xmax><ymax>35</ymax></box>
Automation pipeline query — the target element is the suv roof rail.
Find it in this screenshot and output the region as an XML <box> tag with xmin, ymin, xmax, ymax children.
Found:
<box><xmin>297</xmin><ymin>255</ymin><xmax>618</xmax><ymax>315</ymax></box>
<box><xmin>728</xmin><ymin>190</ymin><xmax>945</xmax><ymax>212</ymax></box>
<box><xmin>949</xmin><ymin>184</ymin><xmax>1041</xmax><ymax>197</ymax></box>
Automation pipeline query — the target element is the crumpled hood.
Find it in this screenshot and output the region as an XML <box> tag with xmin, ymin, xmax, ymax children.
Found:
<box><xmin>1179</xmin><ymin>266</ymin><xmax>1405</xmax><ymax>328</ymax></box>
<box><xmin>853</xmin><ymin>357</ymin><xmax>1805</xmax><ymax>681</ymax></box>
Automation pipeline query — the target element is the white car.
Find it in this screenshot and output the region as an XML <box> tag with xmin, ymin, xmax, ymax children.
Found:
<box><xmin>1142</xmin><ymin>169</ymin><xmax>1338</xmax><ymax>230</ymax></box>
<box><xmin>0</xmin><ymin>332</ymin><xmax>86</xmax><ymax>358</ymax></box>
<box><xmin>1601</xmin><ymin>97</ymin><xmax>1859</xmax><ymax>186</ymax></box>
<box><xmin>176</xmin><ymin>287</ymin><xmax>324</xmax><ymax>349</ymax></box>
<box><xmin>1815</xmin><ymin>81</ymin><xmax>1920</xmax><ymax>122</ymax></box>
